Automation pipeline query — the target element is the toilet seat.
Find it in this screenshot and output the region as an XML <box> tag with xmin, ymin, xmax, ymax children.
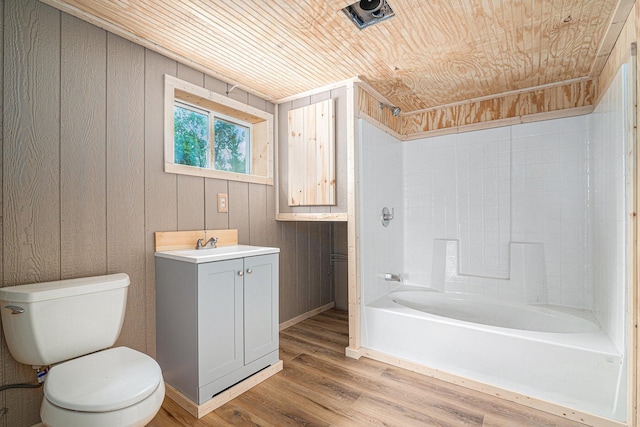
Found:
<box><xmin>44</xmin><ymin>347</ymin><xmax>162</xmax><ymax>412</ymax></box>
<box><xmin>40</xmin><ymin>380</ymin><xmax>164</xmax><ymax>427</ymax></box>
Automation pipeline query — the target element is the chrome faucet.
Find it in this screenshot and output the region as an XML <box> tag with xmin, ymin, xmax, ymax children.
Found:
<box><xmin>195</xmin><ymin>238</ymin><xmax>205</xmax><ymax>249</ymax></box>
<box><xmin>195</xmin><ymin>237</ymin><xmax>218</xmax><ymax>250</ymax></box>
<box><xmin>384</xmin><ymin>273</ymin><xmax>403</xmax><ymax>282</ymax></box>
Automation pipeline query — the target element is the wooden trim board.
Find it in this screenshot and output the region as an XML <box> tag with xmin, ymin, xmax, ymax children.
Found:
<box><xmin>345</xmin><ymin>80</ymin><xmax>361</xmax><ymax>355</ymax></box>
<box><xmin>276</xmin><ymin>213</ymin><xmax>347</xmax><ymax>222</ymax></box>
<box><xmin>154</xmin><ymin>229</ymin><xmax>238</xmax><ymax>251</ymax></box>
<box><xmin>164</xmin><ymin>360</ymin><xmax>284</xmax><ymax>419</ymax></box>
<box><xmin>278</xmin><ymin>302</ymin><xmax>335</xmax><ymax>331</ymax></box>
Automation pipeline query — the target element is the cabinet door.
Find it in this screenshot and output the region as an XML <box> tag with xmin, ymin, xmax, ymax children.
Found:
<box><xmin>243</xmin><ymin>254</ymin><xmax>279</xmax><ymax>364</ymax></box>
<box><xmin>198</xmin><ymin>258</ymin><xmax>244</xmax><ymax>386</ymax></box>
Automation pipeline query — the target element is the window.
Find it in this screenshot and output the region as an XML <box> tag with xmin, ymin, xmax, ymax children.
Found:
<box><xmin>174</xmin><ymin>102</ymin><xmax>209</xmax><ymax>168</ymax></box>
<box><xmin>213</xmin><ymin>116</ymin><xmax>250</xmax><ymax>174</ymax></box>
<box><xmin>164</xmin><ymin>75</ymin><xmax>273</xmax><ymax>185</ymax></box>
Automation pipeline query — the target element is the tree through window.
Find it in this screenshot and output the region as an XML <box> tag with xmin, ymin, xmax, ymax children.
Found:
<box><xmin>214</xmin><ymin>118</ymin><xmax>250</xmax><ymax>174</ymax></box>
<box><xmin>173</xmin><ymin>102</ymin><xmax>251</xmax><ymax>174</ymax></box>
<box><xmin>164</xmin><ymin>75</ymin><xmax>273</xmax><ymax>185</ymax></box>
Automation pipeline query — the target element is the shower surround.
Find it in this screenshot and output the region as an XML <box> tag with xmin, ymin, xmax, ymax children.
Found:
<box><xmin>358</xmin><ymin>63</ymin><xmax>630</xmax><ymax>421</ymax></box>
<box><xmin>402</xmin><ymin>115</ymin><xmax>591</xmax><ymax>308</ymax></box>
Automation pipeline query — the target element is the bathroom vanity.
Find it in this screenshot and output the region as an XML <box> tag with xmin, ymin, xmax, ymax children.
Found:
<box><xmin>155</xmin><ymin>244</ymin><xmax>280</xmax><ymax>409</ymax></box>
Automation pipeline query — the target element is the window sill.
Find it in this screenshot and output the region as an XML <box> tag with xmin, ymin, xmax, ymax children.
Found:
<box><xmin>165</xmin><ymin>163</ymin><xmax>273</xmax><ymax>186</ymax></box>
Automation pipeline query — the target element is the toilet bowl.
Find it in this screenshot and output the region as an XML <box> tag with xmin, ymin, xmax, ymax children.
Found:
<box><xmin>0</xmin><ymin>274</ymin><xmax>165</xmax><ymax>426</ymax></box>
<box><xmin>41</xmin><ymin>347</ymin><xmax>165</xmax><ymax>427</ymax></box>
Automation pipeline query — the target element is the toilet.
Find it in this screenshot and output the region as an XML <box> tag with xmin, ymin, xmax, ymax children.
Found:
<box><xmin>0</xmin><ymin>273</ymin><xmax>165</xmax><ymax>427</ymax></box>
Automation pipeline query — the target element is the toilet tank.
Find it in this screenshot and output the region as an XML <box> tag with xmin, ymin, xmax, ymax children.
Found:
<box><xmin>0</xmin><ymin>273</ymin><xmax>129</xmax><ymax>366</ymax></box>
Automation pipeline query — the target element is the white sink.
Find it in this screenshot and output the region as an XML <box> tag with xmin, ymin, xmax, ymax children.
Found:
<box><xmin>155</xmin><ymin>244</ymin><xmax>279</xmax><ymax>264</ymax></box>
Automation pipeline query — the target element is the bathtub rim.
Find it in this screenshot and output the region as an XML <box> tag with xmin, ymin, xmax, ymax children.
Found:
<box><xmin>368</xmin><ymin>285</ymin><xmax>621</xmax><ymax>358</ymax></box>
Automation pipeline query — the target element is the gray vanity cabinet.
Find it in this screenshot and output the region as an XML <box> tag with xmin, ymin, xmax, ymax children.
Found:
<box><xmin>197</xmin><ymin>258</ymin><xmax>244</xmax><ymax>387</ymax></box>
<box><xmin>156</xmin><ymin>251</ymin><xmax>279</xmax><ymax>405</ymax></box>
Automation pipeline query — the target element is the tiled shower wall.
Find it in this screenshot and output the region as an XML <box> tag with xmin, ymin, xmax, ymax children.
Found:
<box><xmin>509</xmin><ymin>117</ymin><xmax>591</xmax><ymax>307</ymax></box>
<box><xmin>404</xmin><ymin>128</ymin><xmax>513</xmax><ymax>282</ymax></box>
<box><xmin>359</xmin><ymin>121</ymin><xmax>404</xmax><ymax>305</ymax></box>
<box><xmin>590</xmin><ymin>63</ymin><xmax>629</xmax><ymax>352</ymax></box>
<box><xmin>361</xmin><ymin>66</ymin><xmax>629</xmax><ymax>345</ymax></box>
<box><xmin>403</xmin><ymin>116</ymin><xmax>591</xmax><ymax>308</ymax></box>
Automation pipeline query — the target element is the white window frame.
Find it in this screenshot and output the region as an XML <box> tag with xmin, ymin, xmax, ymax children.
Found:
<box><xmin>164</xmin><ymin>74</ymin><xmax>274</xmax><ymax>185</ymax></box>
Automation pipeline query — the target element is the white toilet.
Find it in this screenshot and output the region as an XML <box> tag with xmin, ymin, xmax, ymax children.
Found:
<box><xmin>0</xmin><ymin>273</ymin><xmax>165</xmax><ymax>427</ymax></box>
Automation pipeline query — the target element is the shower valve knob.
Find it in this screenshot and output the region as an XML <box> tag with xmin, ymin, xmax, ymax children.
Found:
<box><xmin>381</xmin><ymin>207</ymin><xmax>394</xmax><ymax>227</ymax></box>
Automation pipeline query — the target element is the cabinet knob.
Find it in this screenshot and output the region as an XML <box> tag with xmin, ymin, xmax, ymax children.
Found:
<box><xmin>246</xmin><ymin>268</ymin><xmax>253</xmax><ymax>274</ymax></box>
<box><xmin>238</xmin><ymin>271</ymin><xmax>244</xmax><ymax>276</ymax></box>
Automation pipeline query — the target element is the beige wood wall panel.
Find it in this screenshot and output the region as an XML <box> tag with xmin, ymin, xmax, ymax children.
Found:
<box><xmin>333</xmin><ymin>222</ymin><xmax>349</xmax><ymax>311</ymax></box>
<box><xmin>309</xmin><ymin>223</ymin><xmax>323</xmax><ymax>309</ymax></box>
<box><xmin>204</xmin><ymin>179</ymin><xmax>229</xmax><ymax>230</ymax></box>
<box><xmin>106</xmin><ymin>33</ymin><xmax>146</xmax><ymax>353</ymax></box>
<box><xmin>229</xmin><ymin>181</ymin><xmax>250</xmax><ymax>243</ymax></box>
<box><xmin>144</xmin><ymin>49</ymin><xmax>178</xmax><ymax>359</ymax></box>
<box><xmin>287</xmin><ymin>98</ymin><xmax>336</xmax><ymax>207</ymax></box>
<box><xmin>248</xmin><ymin>183</ymin><xmax>268</xmax><ymax>246</ymax></box>
<box><xmin>310</xmin><ymin>221</ymin><xmax>335</xmax><ymax>305</ymax></box>
<box><xmin>0</xmin><ymin>5</ymin><xmax>335</xmax><ymax>426</ymax></box>
<box><xmin>278</xmin><ymin>222</ymin><xmax>298</xmax><ymax>322</ymax></box>
<box><xmin>296</xmin><ymin>222</ymin><xmax>312</xmax><ymax>313</ymax></box>
<box><xmin>0</xmin><ymin>0</ymin><xmax>4</xmax><ymax>421</ymax></box>
<box><xmin>177</xmin><ymin>174</ymin><xmax>205</xmax><ymax>229</ymax></box>
<box><xmin>400</xmin><ymin>79</ymin><xmax>596</xmax><ymax>137</ymax></box>
<box><xmin>204</xmin><ymin>74</ymin><xmax>228</xmax><ymax>99</ymax></box>
<box><xmin>265</xmin><ymin>181</ymin><xmax>279</xmax><ymax>247</ymax></box>
<box><xmin>320</xmin><ymin>223</ymin><xmax>334</xmax><ymax>307</ymax></box>
<box><xmin>60</xmin><ymin>14</ymin><xmax>107</xmax><ymax>279</ymax></box>
<box><xmin>3</xmin><ymin>1</ymin><xmax>60</xmax><ymax>425</ymax></box>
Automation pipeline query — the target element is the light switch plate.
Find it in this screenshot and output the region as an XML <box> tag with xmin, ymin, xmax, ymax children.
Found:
<box><xmin>217</xmin><ymin>193</ymin><xmax>228</xmax><ymax>213</ymax></box>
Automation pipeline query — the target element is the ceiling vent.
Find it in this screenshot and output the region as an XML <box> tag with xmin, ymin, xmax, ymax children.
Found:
<box><xmin>343</xmin><ymin>0</ymin><xmax>396</xmax><ymax>30</ymax></box>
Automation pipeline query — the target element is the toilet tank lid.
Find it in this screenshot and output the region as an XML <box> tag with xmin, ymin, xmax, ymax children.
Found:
<box><xmin>0</xmin><ymin>273</ymin><xmax>130</xmax><ymax>303</ymax></box>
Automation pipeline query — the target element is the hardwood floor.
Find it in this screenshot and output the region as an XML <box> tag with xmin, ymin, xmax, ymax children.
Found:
<box><xmin>149</xmin><ymin>309</ymin><xmax>588</xmax><ymax>427</ymax></box>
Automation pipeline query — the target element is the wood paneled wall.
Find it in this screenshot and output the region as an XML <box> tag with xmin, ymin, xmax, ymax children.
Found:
<box><xmin>358</xmin><ymin>79</ymin><xmax>596</xmax><ymax>140</ymax></box>
<box><xmin>357</xmin><ymin>86</ymin><xmax>403</xmax><ymax>137</ymax></box>
<box><xmin>0</xmin><ymin>1</ymin><xmax>332</xmax><ymax>426</ymax></box>
<box><xmin>401</xmin><ymin>79</ymin><xmax>595</xmax><ymax>138</ymax></box>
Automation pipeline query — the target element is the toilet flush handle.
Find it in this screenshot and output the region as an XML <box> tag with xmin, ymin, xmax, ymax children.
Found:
<box><xmin>4</xmin><ymin>305</ymin><xmax>24</xmax><ymax>315</ymax></box>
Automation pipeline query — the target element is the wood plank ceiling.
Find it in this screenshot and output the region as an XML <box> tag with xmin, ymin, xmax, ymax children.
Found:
<box><xmin>42</xmin><ymin>0</ymin><xmax>621</xmax><ymax>113</ymax></box>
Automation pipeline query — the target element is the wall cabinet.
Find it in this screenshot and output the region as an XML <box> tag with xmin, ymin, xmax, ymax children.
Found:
<box><xmin>155</xmin><ymin>250</ymin><xmax>279</xmax><ymax>405</ymax></box>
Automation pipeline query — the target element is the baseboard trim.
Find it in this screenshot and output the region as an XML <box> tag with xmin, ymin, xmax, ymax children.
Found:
<box><xmin>164</xmin><ymin>360</ymin><xmax>284</xmax><ymax>419</ymax></box>
<box><xmin>279</xmin><ymin>302</ymin><xmax>336</xmax><ymax>331</ymax></box>
<box><xmin>345</xmin><ymin>346</ymin><xmax>362</xmax><ymax>359</ymax></box>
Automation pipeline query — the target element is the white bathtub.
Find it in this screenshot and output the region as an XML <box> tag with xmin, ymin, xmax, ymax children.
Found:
<box><xmin>363</xmin><ymin>288</ymin><xmax>626</xmax><ymax>421</ymax></box>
